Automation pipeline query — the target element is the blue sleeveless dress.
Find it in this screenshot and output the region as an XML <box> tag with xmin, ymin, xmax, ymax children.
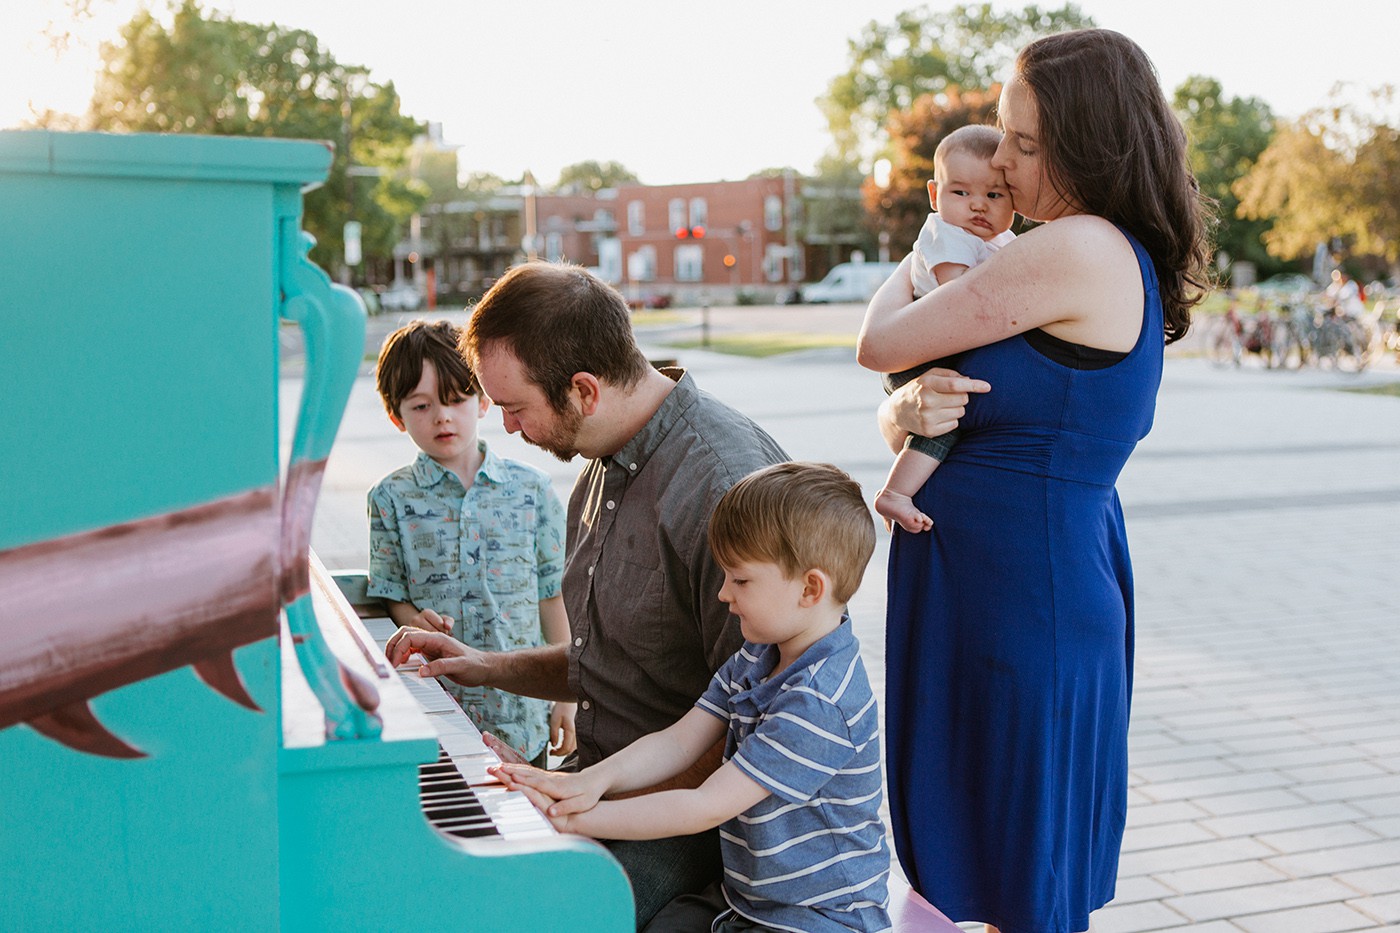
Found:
<box><xmin>885</xmin><ymin>229</ymin><xmax>1163</xmax><ymax>933</ymax></box>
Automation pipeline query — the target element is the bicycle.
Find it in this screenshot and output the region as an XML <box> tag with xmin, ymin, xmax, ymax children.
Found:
<box><xmin>1310</xmin><ymin>309</ymin><xmax>1372</xmax><ymax>373</ymax></box>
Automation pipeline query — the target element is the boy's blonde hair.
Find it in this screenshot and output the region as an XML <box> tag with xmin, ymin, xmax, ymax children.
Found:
<box><xmin>933</xmin><ymin>124</ymin><xmax>1003</xmax><ymax>181</ymax></box>
<box><xmin>708</xmin><ymin>462</ymin><xmax>876</xmax><ymax>605</ymax></box>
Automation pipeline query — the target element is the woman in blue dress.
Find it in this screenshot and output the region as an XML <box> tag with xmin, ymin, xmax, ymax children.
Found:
<box><xmin>857</xmin><ymin>29</ymin><xmax>1211</xmax><ymax>933</ymax></box>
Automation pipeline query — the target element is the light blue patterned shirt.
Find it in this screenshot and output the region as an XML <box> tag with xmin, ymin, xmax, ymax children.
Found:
<box><xmin>367</xmin><ymin>443</ymin><xmax>565</xmax><ymax>760</ymax></box>
<box><xmin>697</xmin><ymin>623</ymin><xmax>891</xmax><ymax>933</ymax></box>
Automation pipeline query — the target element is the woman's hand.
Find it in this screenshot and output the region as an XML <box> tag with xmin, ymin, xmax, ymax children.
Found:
<box><xmin>878</xmin><ymin>368</ymin><xmax>991</xmax><ymax>453</ymax></box>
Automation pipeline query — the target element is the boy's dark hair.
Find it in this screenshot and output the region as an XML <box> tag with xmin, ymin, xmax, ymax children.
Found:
<box><xmin>934</xmin><ymin>124</ymin><xmax>1003</xmax><ymax>180</ymax></box>
<box><xmin>1014</xmin><ymin>28</ymin><xmax>1211</xmax><ymax>343</ymax></box>
<box><xmin>708</xmin><ymin>462</ymin><xmax>876</xmax><ymax>605</ymax></box>
<box><xmin>374</xmin><ymin>319</ymin><xmax>479</xmax><ymax>419</ymax></box>
<box><xmin>462</xmin><ymin>261</ymin><xmax>651</xmax><ymax>414</ymax></box>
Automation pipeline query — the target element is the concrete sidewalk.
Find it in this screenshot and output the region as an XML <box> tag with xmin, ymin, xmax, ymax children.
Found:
<box><xmin>287</xmin><ymin>329</ymin><xmax>1400</xmax><ymax>932</ymax></box>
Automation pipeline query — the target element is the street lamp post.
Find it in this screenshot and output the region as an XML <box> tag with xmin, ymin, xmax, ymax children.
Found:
<box><xmin>522</xmin><ymin>169</ymin><xmax>539</xmax><ymax>261</ymax></box>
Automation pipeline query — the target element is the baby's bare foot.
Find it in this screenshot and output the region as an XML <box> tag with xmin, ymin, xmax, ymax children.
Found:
<box><xmin>875</xmin><ymin>488</ymin><xmax>933</xmax><ymax>534</ymax></box>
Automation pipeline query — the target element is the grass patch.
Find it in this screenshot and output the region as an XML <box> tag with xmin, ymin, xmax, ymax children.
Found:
<box><xmin>665</xmin><ymin>331</ymin><xmax>855</xmax><ymax>358</ymax></box>
<box><xmin>1342</xmin><ymin>381</ymin><xmax>1400</xmax><ymax>397</ymax></box>
<box><xmin>629</xmin><ymin>310</ymin><xmax>685</xmax><ymax>327</ymax></box>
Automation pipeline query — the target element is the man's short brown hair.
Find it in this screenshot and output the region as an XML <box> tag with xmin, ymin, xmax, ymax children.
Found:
<box><xmin>708</xmin><ymin>462</ymin><xmax>876</xmax><ymax>605</ymax></box>
<box><xmin>462</xmin><ymin>261</ymin><xmax>651</xmax><ymax>413</ymax></box>
<box><xmin>374</xmin><ymin>319</ymin><xmax>479</xmax><ymax>419</ymax></box>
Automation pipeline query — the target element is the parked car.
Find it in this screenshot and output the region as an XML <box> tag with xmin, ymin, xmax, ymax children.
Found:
<box><xmin>379</xmin><ymin>281</ymin><xmax>423</xmax><ymax>312</ymax></box>
<box><xmin>354</xmin><ymin>287</ymin><xmax>382</xmax><ymax>316</ymax></box>
<box><xmin>801</xmin><ymin>262</ymin><xmax>900</xmax><ymax>304</ymax></box>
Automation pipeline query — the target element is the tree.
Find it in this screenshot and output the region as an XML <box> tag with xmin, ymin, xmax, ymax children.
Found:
<box><xmin>801</xmin><ymin>155</ymin><xmax>876</xmax><ymax>274</ymax></box>
<box><xmin>87</xmin><ymin>0</ymin><xmax>425</xmax><ymax>277</ymax></box>
<box><xmin>554</xmin><ymin>160</ymin><xmax>638</xmax><ymax>193</ymax></box>
<box><xmin>1172</xmin><ymin>76</ymin><xmax>1279</xmax><ymax>276</ymax></box>
<box><xmin>864</xmin><ymin>86</ymin><xmax>1003</xmax><ymax>258</ymax></box>
<box><xmin>1235</xmin><ymin>86</ymin><xmax>1400</xmax><ymax>269</ymax></box>
<box><xmin>819</xmin><ymin>3</ymin><xmax>1093</xmax><ymax>161</ymax></box>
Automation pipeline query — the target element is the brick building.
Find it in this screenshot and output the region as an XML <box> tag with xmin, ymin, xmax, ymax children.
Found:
<box><xmin>404</xmin><ymin>166</ymin><xmax>872</xmax><ymax>306</ymax></box>
<box><xmin>603</xmin><ymin>174</ymin><xmax>804</xmax><ymax>305</ymax></box>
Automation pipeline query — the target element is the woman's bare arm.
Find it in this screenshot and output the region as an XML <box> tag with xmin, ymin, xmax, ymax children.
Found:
<box><xmin>858</xmin><ymin>216</ymin><xmax>1139</xmax><ymax>373</ymax></box>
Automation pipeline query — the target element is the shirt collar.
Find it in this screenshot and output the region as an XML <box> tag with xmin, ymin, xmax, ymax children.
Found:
<box><xmin>607</xmin><ymin>367</ymin><xmax>694</xmax><ymax>475</ymax></box>
<box><xmin>411</xmin><ymin>441</ymin><xmax>504</xmax><ymax>488</ymax></box>
<box><xmin>742</xmin><ymin>619</ymin><xmax>859</xmax><ymax>698</ymax></box>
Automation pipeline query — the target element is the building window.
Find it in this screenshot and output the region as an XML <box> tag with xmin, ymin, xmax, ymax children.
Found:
<box><xmin>764</xmin><ymin>195</ymin><xmax>783</xmax><ymax>231</ymax></box>
<box><xmin>545</xmin><ymin>232</ymin><xmax>563</xmax><ymax>263</ymax></box>
<box><xmin>598</xmin><ymin>238</ymin><xmax>622</xmax><ymax>283</ymax></box>
<box><xmin>627</xmin><ymin>201</ymin><xmax>645</xmax><ymax>236</ymax></box>
<box><xmin>764</xmin><ymin>243</ymin><xmax>785</xmax><ymax>282</ymax></box>
<box><xmin>689</xmin><ymin>197</ymin><xmax>707</xmax><ymax>230</ymax></box>
<box><xmin>629</xmin><ymin>245</ymin><xmax>656</xmax><ymax>282</ymax></box>
<box><xmin>675</xmin><ymin>244</ymin><xmax>703</xmax><ymax>282</ymax></box>
<box><xmin>668</xmin><ymin>198</ymin><xmax>686</xmax><ymax>236</ymax></box>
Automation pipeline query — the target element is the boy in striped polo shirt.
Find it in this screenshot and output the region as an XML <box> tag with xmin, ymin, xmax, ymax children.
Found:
<box><xmin>496</xmin><ymin>462</ymin><xmax>891</xmax><ymax>932</ymax></box>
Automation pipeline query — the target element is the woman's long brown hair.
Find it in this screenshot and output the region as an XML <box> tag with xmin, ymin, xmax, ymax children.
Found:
<box><xmin>1016</xmin><ymin>29</ymin><xmax>1213</xmax><ymax>343</ymax></box>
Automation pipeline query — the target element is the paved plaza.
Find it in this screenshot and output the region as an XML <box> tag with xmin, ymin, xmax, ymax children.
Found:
<box><xmin>285</xmin><ymin>304</ymin><xmax>1400</xmax><ymax>932</ymax></box>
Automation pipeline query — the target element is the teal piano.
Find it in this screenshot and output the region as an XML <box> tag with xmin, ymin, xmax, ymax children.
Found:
<box><xmin>0</xmin><ymin>131</ymin><xmax>632</xmax><ymax>931</ymax></box>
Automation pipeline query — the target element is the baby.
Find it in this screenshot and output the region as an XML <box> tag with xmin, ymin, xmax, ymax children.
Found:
<box><xmin>875</xmin><ymin>124</ymin><xmax>1016</xmax><ymax>533</ymax></box>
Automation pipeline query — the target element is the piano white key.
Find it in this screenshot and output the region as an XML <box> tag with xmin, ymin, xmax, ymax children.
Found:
<box><xmin>361</xmin><ymin>614</ymin><xmax>557</xmax><ymax>838</ymax></box>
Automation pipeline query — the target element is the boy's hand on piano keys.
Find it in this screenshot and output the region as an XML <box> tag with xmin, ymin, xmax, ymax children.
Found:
<box><xmin>482</xmin><ymin>732</ymin><xmax>529</xmax><ymax>765</ymax></box>
<box><xmin>512</xmin><ymin>783</ymin><xmax>581</xmax><ymax>834</ymax></box>
<box><xmin>382</xmin><ymin>627</ymin><xmax>491</xmax><ymax>687</ymax></box>
<box><xmin>491</xmin><ymin>763</ymin><xmax>606</xmax><ymax>824</ymax></box>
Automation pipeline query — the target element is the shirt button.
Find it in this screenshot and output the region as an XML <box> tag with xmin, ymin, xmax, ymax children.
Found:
<box><xmin>581</xmin><ymin>700</ymin><xmax>591</xmax><ymax>710</ymax></box>
<box><xmin>588</xmin><ymin>565</ymin><xmax>594</xmax><ymax>576</ymax></box>
<box><xmin>628</xmin><ymin>462</ymin><xmax>637</xmax><ymax>471</ymax></box>
<box><xmin>606</xmin><ymin>500</ymin><xmax>615</xmax><ymax>510</ymax></box>
<box><xmin>573</xmin><ymin>636</ymin><xmax>583</xmax><ymax>647</ymax></box>
<box><xmin>466</xmin><ymin>556</ymin><xmax>475</xmax><ymax>564</ymax></box>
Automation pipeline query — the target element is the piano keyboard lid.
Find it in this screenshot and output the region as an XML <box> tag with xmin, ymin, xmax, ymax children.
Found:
<box><xmin>281</xmin><ymin>553</ymin><xmax>439</xmax><ymax>770</ymax></box>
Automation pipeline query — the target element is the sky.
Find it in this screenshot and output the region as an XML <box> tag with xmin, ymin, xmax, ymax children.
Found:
<box><xmin>4</xmin><ymin>0</ymin><xmax>1397</xmax><ymax>186</ymax></box>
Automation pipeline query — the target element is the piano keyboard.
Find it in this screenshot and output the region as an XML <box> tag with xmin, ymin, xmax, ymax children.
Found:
<box><xmin>360</xmin><ymin>616</ymin><xmax>557</xmax><ymax>842</ymax></box>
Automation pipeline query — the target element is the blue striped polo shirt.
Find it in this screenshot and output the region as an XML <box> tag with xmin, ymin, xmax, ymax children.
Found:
<box><xmin>696</xmin><ymin>622</ymin><xmax>891</xmax><ymax>933</ymax></box>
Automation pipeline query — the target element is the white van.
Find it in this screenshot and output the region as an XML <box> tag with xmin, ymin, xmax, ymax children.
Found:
<box><xmin>801</xmin><ymin>262</ymin><xmax>900</xmax><ymax>304</ymax></box>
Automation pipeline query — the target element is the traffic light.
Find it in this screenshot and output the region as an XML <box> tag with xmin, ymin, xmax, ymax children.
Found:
<box><xmin>674</xmin><ymin>226</ymin><xmax>706</xmax><ymax>239</ymax></box>
<box><xmin>723</xmin><ymin>254</ymin><xmax>737</xmax><ymax>268</ymax></box>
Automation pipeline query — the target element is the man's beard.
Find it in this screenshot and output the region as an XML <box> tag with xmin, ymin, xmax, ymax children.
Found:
<box><xmin>523</xmin><ymin>402</ymin><xmax>585</xmax><ymax>462</ymax></box>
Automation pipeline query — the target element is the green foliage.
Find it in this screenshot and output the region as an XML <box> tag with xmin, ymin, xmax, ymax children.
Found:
<box><xmin>1236</xmin><ymin>86</ymin><xmax>1400</xmax><ymax>266</ymax></box>
<box><xmin>869</xmin><ymin>87</ymin><xmax>1002</xmax><ymax>256</ymax></box>
<box><xmin>87</xmin><ymin>0</ymin><xmax>425</xmax><ymax>275</ymax></box>
<box><xmin>819</xmin><ymin>3</ymin><xmax>1094</xmax><ymax>160</ymax></box>
<box><xmin>802</xmin><ymin>155</ymin><xmax>876</xmax><ymax>268</ymax></box>
<box><xmin>554</xmin><ymin>160</ymin><xmax>639</xmax><ymax>192</ymax></box>
<box><xmin>1173</xmin><ymin>76</ymin><xmax>1280</xmax><ymax>274</ymax></box>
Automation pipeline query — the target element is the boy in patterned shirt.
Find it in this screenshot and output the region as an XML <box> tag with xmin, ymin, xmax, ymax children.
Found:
<box><xmin>368</xmin><ymin>319</ymin><xmax>574</xmax><ymax>766</ymax></box>
<box><xmin>495</xmin><ymin>462</ymin><xmax>891</xmax><ymax>933</ymax></box>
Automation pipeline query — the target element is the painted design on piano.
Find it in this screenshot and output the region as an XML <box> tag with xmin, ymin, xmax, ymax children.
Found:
<box><xmin>0</xmin><ymin>486</ymin><xmax>282</xmax><ymax>758</ymax></box>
